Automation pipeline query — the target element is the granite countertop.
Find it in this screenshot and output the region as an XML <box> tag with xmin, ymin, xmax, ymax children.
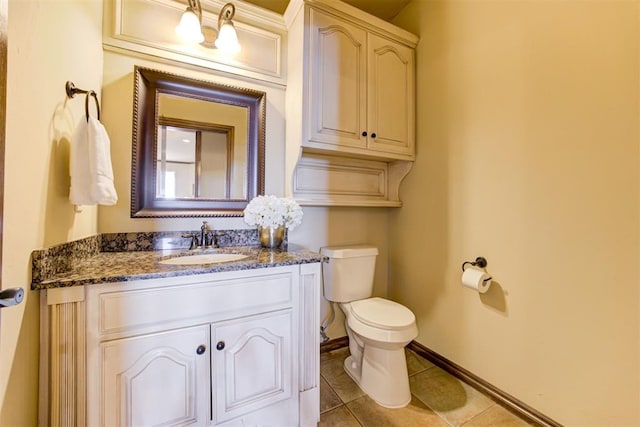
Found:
<box><xmin>32</xmin><ymin>245</ymin><xmax>326</xmax><ymax>290</ymax></box>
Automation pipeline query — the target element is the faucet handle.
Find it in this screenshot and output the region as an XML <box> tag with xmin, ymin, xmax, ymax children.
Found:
<box><xmin>204</xmin><ymin>231</ymin><xmax>215</xmax><ymax>248</ymax></box>
<box><xmin>181</xmin><ymin>233</ymin><xmax>199</xmax><ymax>250</ymax></box>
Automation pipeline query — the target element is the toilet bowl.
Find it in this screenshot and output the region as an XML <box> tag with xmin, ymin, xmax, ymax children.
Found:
<box><xmin>340</xmin><ymin>298</ymin><xmax>418</xmax><ymax>408</ymax></box>
<box><xmin>320</xmin><ymin>245</ymin><xmax>418</xmax><ymax>408</ymax></box>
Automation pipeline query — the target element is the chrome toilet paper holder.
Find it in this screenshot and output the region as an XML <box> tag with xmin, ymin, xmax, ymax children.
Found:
<box><xmin>461</xmin><ymin>256</ymin><xmax>488</xmax><ymax>271</ymax></box>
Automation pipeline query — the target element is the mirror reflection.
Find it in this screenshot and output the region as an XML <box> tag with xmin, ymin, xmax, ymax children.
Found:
<box><xmin>156</xmin><ymin>93</ymin><xmax>248</xmax><ymax>200</ymax></box>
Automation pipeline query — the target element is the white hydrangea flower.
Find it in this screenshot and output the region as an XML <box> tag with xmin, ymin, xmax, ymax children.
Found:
<box><xmin>243</xmin><ymin>195</ymin><xmax>304</xmax><ymax>231</ymax></box>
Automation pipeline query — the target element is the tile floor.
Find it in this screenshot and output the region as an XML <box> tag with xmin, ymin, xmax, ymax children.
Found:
<box><xmin>320</xmin><ymin>347</ymin><xmax>535</xmax><ymax>427</ymax></box>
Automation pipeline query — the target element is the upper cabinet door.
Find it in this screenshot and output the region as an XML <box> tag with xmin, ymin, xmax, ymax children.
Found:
<box><xmin>367</xmin><ymin>33</ymin><xmax>415</xmax><ymax>157</ymax></box>
<box><xmin>307</xmin><ymin>8</ymin><xmax>367</xmax><ymax>150</ymax></box>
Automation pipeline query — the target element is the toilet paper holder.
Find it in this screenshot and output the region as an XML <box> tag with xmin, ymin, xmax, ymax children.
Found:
<box><xmin>461</xmin><ymin>256</ymin><xmax>488</xmax><ymax>271</ymax></box>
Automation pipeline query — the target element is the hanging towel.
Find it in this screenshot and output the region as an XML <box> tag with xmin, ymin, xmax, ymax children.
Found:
<box><xmin>69</xmin><ymin>116</ymin><xmax>118</xmax><ymax>206</ymax></box>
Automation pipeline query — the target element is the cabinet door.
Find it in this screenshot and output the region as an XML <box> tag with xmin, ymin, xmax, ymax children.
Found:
<box><xmin>308</xmin><ymin>8</ymin><xmax>367</xmax><ymax>150</ymax></box>
<box><xmin>212</xmin><ymin>310</ymin><xmax>294</xmax><ymax>424</ymax></box>
<box><xmin>101</xmin><ymin>325</ymin><xmax>210</xmax><ymax>427</ymax></box>
<box><xmin>367</xmin><ymin>33</ymin><xmax>415</xmax><ymax>157</ymax></box>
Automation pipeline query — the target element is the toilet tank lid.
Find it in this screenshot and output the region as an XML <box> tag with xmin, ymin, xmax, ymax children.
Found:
<box><xmin>320</xmin><ymin>245</ymin><xmax>379</xmax><ymax>258</ymax></box>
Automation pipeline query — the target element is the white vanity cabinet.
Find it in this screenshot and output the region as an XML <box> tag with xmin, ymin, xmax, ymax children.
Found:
<box><xmin>39</xmin><ymin>263</ymin><xmax>322</xmax><ymax>427</ymax></box>
<box><xmin>307</xmin><ymin>7</ymin><xmax>415</xmax><ymax>159</ymax></box>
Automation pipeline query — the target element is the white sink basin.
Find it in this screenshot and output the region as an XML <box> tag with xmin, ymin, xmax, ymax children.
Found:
<box><xmin>159</xmin><ymin>253</ymin><xmax>249</xmax><ymax>266</ymax></box>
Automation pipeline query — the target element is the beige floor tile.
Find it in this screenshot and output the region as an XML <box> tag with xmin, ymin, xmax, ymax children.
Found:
<box><xmin>320</xmin><ymin>345</ymin><xmax>532</xmax><ymax>427</ymax></box>
<box><xmin>320</xmin><ymin>350</ymin><xmax>366</xmax><ymax>403</ymax></box>
<box><xmin>406</xmin><ymin>349</ymin><xmax>435</xmax><ymax>375</ymax></box>
<box><xmin>321</xmin><ymin>376</ymin><xmax>344</xmax><ymax>413</ymax></box>
<box><xmin>347</xmin><ymin>395</ymin><xmax>450</xmax><ymax>427</ymax></box>
<box><xmin>321</xmin><ymin>346</ymin><xmax>350</xmax><ymax>364</ymax></box>
<box><xmin>321</xmin><ymin>348</ymin><xmax>350</xmax><ymax>377</ymax></box>
<box><xmin>463</xmin><ymin>404</ymin><xmax>532</xmax><ymax>427</ymax></box>
<box><xmin>410</xmin><ymin>368</ymin><xmax>494</xmax><ymax>427</ymax></box>
<box><xmin>319</xmin><ymin>405</ymin><xmax>362</xmax><ymax>427</ymax></box>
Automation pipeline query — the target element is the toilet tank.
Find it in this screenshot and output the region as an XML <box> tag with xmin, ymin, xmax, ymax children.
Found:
<box><xmin>320</xmin><ymin>245</ymin><xmax>379</xmax><ymax>302</ymax></box>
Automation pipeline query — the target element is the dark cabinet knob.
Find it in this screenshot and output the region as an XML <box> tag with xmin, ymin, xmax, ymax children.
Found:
<box><xmin>361</xmin><ymin>131</ymin><xmax>367</xmax><ymax>137</ymax></box>
<box><xmin>216</xmin><ymin>341</ymin><xmax>225</xmax><ymax>351</ymax></box>
<box><xmin>196</xmin><ymin>345</ymin><xmax>207</xmax><ymax>355</ymax></box>
<box><xmin>371</xmin><ymin>133</ymin><xmax>377</xmax><ymax>138</ymax></box>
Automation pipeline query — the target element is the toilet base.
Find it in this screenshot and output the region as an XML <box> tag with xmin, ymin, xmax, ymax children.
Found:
<box><xmin>343</xmin><ymin>345</ymin><xmax>412</xmax><ymax>409</ymax></box>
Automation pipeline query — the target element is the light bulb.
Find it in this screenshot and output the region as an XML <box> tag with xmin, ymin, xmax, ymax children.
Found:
<box><xmin>176</xmin><ymin>8</ymin><xmax>204</xmax><ymax>43</ymax></box>
<box><xmin>215</xmin><ymin>21</ymin><xmax>240</xmax><ymax>54</ymax></box>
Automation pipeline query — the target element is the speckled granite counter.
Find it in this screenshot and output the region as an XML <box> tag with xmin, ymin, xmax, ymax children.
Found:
<box><xmin>31</xmin><ymin>231</ymin><xmax>326</xmax><ymax>290</ymax></box>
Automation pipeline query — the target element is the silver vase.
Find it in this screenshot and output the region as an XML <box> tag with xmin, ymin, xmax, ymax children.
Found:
<box><xmin>258</xmin><ymin>225</ymin><xmax>285</xmax><ymax>248</ymax></box>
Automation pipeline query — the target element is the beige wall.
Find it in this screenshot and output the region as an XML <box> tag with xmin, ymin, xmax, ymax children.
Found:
<box><xmin>0</xmin><ymin>0</ymin><xmax>103</xmax><ymax>425</ymax></box>
<box><xmin>392</xmin><ymin>0</ymin><xmax>639</xmax><ymax>425</ymax></box>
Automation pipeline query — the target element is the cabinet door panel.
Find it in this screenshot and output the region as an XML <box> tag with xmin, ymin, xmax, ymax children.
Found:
<box><xmin>102</xmin><ymin>325</ymin><xmax>210</xmax><ymax>427</ymax></box>
<box><xmin>212</xmin><ymin>310</ymin><xmax>294</xmax><ymax>423</ymax></box>
<box><xmin>367</xmin><ymin>33</ymin><xmax>415</xmax><ymax>156</ymax></box>
<box><xmin>308</xmin><ymin>8</ymin><xmax>367</xmax><ymax>149</ymax></box>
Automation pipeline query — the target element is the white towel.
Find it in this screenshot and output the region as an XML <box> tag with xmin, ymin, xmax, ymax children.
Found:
<box><xmin>69</xmin><ymin>116</ymin><xmax>118</xmax><ymax>206</ymax></box>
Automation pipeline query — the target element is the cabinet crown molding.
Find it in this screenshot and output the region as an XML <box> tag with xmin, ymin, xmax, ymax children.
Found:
<box><xmin>285</xmin><ymin>0</ymin><xmax>418</xmax><ymax>47</ymax></box>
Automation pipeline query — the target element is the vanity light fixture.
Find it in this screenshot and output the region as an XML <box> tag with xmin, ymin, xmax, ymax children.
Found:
<box><xmin>175</xmin><ymin>0</ymin><xmax>241</xmax><ymax>54</ymax></box>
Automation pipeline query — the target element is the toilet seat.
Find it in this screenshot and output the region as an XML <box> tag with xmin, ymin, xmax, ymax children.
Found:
<box><xmin>350</xmin><ymin>297</ymin><xmax>415</xmax><ymax>330</ymax></box>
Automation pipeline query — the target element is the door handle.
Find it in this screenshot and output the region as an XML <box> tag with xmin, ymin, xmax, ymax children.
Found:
<box><xmin>0</xmin><ymin>288</ymin><xmax>23</xmax><ymax>308</ymax></box>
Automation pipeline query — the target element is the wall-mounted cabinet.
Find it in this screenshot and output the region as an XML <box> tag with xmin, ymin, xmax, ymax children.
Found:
<box><xmin>285</xmin><ymin>0</ymin><xmax>418</xmax><ymax>206</ymax></box>
<box><xmin>307</xmin><ymin>8</ymin><xmax>415</xmax><ymax>160</ymax></box>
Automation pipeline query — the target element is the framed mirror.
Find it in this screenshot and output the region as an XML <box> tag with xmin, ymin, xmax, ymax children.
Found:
<box><xmin>131</xmin><ymin>66</ymin><xmax>265</xmax><ymax>217</ymax></box>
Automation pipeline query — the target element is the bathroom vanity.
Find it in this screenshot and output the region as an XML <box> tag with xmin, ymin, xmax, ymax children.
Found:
<box><xmin>33</xmin><ymin>239</ymin><xmax>324</xmax><ymax>427</ymax></box>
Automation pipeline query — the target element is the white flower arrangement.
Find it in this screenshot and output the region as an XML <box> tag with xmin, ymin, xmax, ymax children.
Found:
<box><xmin>243</xmin><ymin>195</ymin><xmax>303</xmax><ymax>231</ymax></box>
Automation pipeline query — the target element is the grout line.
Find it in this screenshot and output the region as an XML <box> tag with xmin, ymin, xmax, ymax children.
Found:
<box><xmin>320</xmin><ymin>402</ymin><xmax>343</xmax><ymax>415</ymax></box>
<box><xmin>409</xmin><ymin>390</ymin><xmax>457</xmax><ymax>427</ymax></box>
<box><xmin>343</xmin><ymin>400</ymin><xmax>365</xmax><ymax>427</ymax></box>
<box><xmin>459</xmin><ymin>403</ymin><xmax>497</xmax><ymax>426</ymax></box>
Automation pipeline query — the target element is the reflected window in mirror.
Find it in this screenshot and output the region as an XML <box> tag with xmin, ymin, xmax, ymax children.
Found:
<box><xmin>156</xmin><ymin>120</ymin><xmax>239</xmax><ymax>200</ymax></box>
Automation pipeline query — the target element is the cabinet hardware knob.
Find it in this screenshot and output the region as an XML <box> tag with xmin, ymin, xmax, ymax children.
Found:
<box><xmin>216</xmin><ymin>341</ymin><xmax>225</xmax><ymax>351</ymax></box>
<box><xmin>196</xmin><ymin>345</ymin><xmax>207</xmax><ymax>355</ymax></box>
<box><xmin>371</xmin><ymin>133</ymin><xmax>377</xmax><ymax>138</ymax></box>
<box><xmin>361</xmin><ymin>131</ymin><xmax>367</xmax><ymax>137</ymax></box>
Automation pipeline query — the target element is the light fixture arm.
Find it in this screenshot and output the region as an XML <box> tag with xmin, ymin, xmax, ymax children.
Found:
<box><xmin>188</xmin><ymin>0</ymin><xmax>203</xmax><ymax>21</ymax></box>
<box><xmin>218</xmin><ymin>3</ymin><xmax>236</xmax><ymax>27</ymax></box>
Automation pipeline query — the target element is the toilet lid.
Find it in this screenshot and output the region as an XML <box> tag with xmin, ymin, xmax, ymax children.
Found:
<box><xmin>350</xmin><ymin>297</ymin><xmax>415</xmax><ymax>330</ymax></box>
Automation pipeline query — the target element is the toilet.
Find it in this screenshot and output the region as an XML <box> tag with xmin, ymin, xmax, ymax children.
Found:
<box><xmin>320</xmin><ymin>245</ymin><xmax>418</xmax><ymax>408</ymax></box>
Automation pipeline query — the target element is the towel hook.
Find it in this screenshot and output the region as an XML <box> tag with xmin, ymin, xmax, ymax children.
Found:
<box><xmin>65</xmin><ymin>81</ymin><xmax>100</xmax><ymax>122</ymax></box>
